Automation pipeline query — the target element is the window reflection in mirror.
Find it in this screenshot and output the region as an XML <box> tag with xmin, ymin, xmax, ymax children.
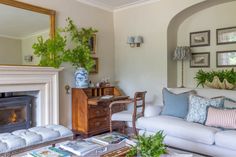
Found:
<box><xmin>0</xmin><ymin>3</ymin><xmax>50</xmax><ymax>66</ymax></box>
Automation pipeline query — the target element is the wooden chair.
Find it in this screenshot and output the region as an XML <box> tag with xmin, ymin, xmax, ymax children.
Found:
<box><xmin>109</xmin><ymin>91</ymin><xmax>147</xmax><ymax>136</ymax></box>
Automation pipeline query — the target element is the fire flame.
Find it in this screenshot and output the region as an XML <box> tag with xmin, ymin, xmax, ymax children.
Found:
<box><xmin>9</xmin><ymin>111</ymin><xmax>17</xmax><ymax>123</ymax></box>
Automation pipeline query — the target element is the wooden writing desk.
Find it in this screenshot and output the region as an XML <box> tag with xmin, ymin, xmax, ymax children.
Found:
<box><xmin>72</xmin><ymin>87</ymin><xmax>128</xmax><ymax>137</ymax></box>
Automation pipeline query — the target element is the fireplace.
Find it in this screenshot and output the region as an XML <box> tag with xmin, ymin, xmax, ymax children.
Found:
<box><xmin>0</xmin><ymin>95</ymin><xmax>33</xmax><ymax>133</ymax></box>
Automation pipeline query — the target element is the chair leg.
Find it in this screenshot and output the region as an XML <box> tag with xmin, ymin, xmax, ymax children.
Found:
<box><xmin>110</xmin><ymin>120</ymin><xmax>113</xmax><ymax>133</ymax></box>
<box><xmin>122</xmin><ymin>122</ymin><xmax>126</xmax><ymax>134</ymax></box>
<box><xmin>132</xmin><ymin>121</ymin><xmax>138</xmax><ymax>136</ymax></box>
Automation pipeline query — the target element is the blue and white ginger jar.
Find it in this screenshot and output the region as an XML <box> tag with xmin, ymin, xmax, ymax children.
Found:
<box><xmin>75</xmin><ymin>67</ymin><xmax>89</xmax><ymax>88</ymax></box>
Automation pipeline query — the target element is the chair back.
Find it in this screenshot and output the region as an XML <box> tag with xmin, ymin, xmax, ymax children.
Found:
<box><xmin>133</xmin><ymin>91</ymin><xmax>147</xmax><ymax>118</ymax></box>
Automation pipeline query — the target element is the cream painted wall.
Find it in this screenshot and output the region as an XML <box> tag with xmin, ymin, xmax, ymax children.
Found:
<box><xmin>21</xmin><ymin>0</ymin><xmax>115</xmax><ymax>128</ymax></box>
<box><xmin>0</xmin><ymin>36</ymin><xmax>21</xmax><ymax>64</ymax></box>
<box><xmin>114</xmin><ymin>0</ymin><xmax>204</xmax><ymax>106</ymax></box>
<box><xmin>21</xmin><ymin>30</ymin><xmax>49</xmax><ymax>65</ymax></box>
<box><xmin>177</xmin><ymin>1</ymin><xmax>236</xmax><ymax>88</ymax></box>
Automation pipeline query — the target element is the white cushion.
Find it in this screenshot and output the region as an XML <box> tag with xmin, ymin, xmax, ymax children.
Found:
<box><xmin>215</xmin><ymin>130</ymin><xmax>236</xmax><ymax>151</ymax></box>
<box><xmin>0</xmin><ymin>141</ymin><xmax>8</xmax><ymax>153</ymax></box>
<box><xmin>0</xmin><ymin>133</ymin><xmax>26</xmax><ymax>150</ymax></box>
<box><xmin>136</xmin><ymin>115</ymin><xmax>220</xmax><ymax>145</ymax></box>
<box><xmin>45</xmin><ymin>125</ymin><xmax>73</xmax><ymax>137</ymax></box>
<box><xmin>144</xmin><ymin>105</ymin><xmax>162</xmax><ymax>117</ymax></box>
<box><xmin>111</xmin><ymin>111</ymin><xmax>133</xmax><ymax>121</ymax></box>
<box><xmin>12</xmin><ymin>129</ymin><xmax>42</xmax><ymax>146</ymax></box>
<box><xmin>29</xmin><ymin>127</ymin><xmax>60</xmax><ymax>141</ymax></box>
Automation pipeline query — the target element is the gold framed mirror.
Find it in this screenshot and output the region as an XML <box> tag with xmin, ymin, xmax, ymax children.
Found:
<box><xmin>0</xmin><ymin>0</ymin><xmax>56</xmax><ymax>66</ymax></box>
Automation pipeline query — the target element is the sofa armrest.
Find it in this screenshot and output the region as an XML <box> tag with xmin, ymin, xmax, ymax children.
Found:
<box><xmin>144</xmin><ymin>105</ymin><xmax>163</xmax><ymax>117</ymax></box>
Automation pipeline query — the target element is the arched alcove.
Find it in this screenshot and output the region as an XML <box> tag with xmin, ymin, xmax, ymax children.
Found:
<box><xmin>167</xmin><ymin>0</ymin><xmax>235</xmax><ymax>88</ymax></box>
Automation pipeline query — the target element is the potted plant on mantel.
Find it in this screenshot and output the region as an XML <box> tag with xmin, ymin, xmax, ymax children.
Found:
<box><xmin>32</xmin><ymin>17</ymin><xmax>97</xmax><ymax>88</ymax></box>
<box><xmin>62</xmin><ymin>18</ymin><xmax>97</xmax><ymax>88</ymax></box>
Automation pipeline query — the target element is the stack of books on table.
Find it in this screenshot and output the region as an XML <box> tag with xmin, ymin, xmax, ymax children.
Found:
<box><xmin>90</xmin><ymin>132</ymin><xmax>128</xmax><ymax>145</ymax></box>
<box><xmin>28</xmin><ymin>132</ymin><xmax>128</xmax><ymax>157</ymax></box>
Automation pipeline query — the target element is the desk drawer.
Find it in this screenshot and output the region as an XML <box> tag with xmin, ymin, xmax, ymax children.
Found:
<box><xmin>89</xmin><ymin>106</ymin><xmax>109</xmax><ymax>119</ymax></box>
<box><xmin>89</xmin><ymin>117</ymin><xmax>109</xmax><ymax>130</ymax></box>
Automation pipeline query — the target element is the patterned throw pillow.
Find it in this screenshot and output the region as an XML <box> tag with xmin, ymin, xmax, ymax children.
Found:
<box><xmin>186</xmin><ymin>94</ymin><xmax>224</xmax><ymax>124</ymax></box>
<box><xmin>224</xmin><ymin>97</ymin><xmax>236</xmax><ymax>109</ymax></box>
<box><xmin>205</xmin><ymin>107</ymin><xmax>236</xmax><ymax>129</ymax></box>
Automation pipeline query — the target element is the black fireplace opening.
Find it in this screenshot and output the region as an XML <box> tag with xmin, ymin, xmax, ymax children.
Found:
<box><xmin>0</xmin><ymin>95</ymin><xmax>33</xmax><ymax>133</ymax></box>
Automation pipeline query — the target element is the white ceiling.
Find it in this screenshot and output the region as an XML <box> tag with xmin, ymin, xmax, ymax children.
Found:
<box><xmin>77</xmin><ymin>0</ymin><xmax>160</xmax><ymax>11</ymax></box>
<box><xmin>0</xmin><ymin>4</ymin><xmax>49</xmax><ymax>39</ymax></box>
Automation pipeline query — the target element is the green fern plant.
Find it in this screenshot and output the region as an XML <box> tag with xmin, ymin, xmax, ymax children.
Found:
<box><xmin>126</xmin><ymin>131</ymin><xmax>167</xmax><ymax>157</ymax></box>
<box><xmin>195</xmin><ymin>69</ymin><xmax>236</xmax><ymax>87</ymax></box>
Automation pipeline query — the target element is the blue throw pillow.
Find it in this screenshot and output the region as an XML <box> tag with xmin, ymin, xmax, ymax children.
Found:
<box><xmin>161</xmin><ymin>88</ymin><xmax>195</xmax><ymax>119</ymax></box>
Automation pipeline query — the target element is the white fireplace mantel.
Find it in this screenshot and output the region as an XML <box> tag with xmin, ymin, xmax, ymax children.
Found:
<box><xmin>0</xmin><ymin>66</ymin><xmax>63</xmax><ymax>126</ymax></box>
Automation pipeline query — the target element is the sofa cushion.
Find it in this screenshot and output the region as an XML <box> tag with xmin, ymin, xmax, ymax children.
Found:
<box><xmin>136</xmin><ymin>115</ymin><xmax>220</xmax><ymax>145</ymax></box>
<box><xmin>224</xmin><ymin>97</ymin><xmax>236</xmax><ymax>108</ymax></box>
<box><xmin>215</xmin><ymin>130</ymin><xmax>236</xmax><ymax>151</ymax></box>
<box><xmin>205</xmin><ymin>107</ymin><xmax>236</xmax><ymax>129</ymax></box>
<box><xmin>186</xmin><ymin>95</ymin><xmax>224</xmax><ymax>124</ymax></box>
<box><xmin>29</xmin><ymin>127</ymin><xmax>60</xmax><ymax>141</ymax></box>
<box><xmin>111</xmin><ymin>111</ymin><xmax>133</xmax><ymax>121</ymax></box>
<box><xmin>12</xmin><ymin>129</ymin><xmax>42</xmax><ymax>146</ymax></box>
<box><xmin>161</xmin><ymin>88</ymin><xmax>195</xmax><ymax>118</ymax></box>
<box><xmin>0</xmin><ymin>133</ymin><xmax>26</xmax><ymax>150</ymax></box>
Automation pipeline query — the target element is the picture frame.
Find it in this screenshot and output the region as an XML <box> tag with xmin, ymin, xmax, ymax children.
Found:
<box><xmin>90</xmin><ymin>57</ymin><xmax>98</xmax><ymax>74</ymax></box>
<box><xmin>190</xmin><ymin>30</ymin><xmax>210</xmax><ymax>47</ymax></box>
<box><xmin>216</xmin><ymin>50</ymin><xmax>236</xmax><ymax>67</ymax></box>
<box><xmin>216</xmin><ymin>26</ymin><xmax>236</xmax><ymax>45</ymax></box>
<box><xmin>88</xmin><ymin>34</ymin><xmax>96</xmax><ymax>54</ymax></box>
<box><xmin>190</xmin><ymin>52</ymin><xmax>210</xmax><ymax>68</ymax></box>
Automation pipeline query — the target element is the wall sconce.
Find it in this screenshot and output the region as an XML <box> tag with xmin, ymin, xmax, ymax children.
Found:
<box><xmin>127</xmin><ymin>36</ymin><xmax>143</xmax><ymax>47</ymax></box>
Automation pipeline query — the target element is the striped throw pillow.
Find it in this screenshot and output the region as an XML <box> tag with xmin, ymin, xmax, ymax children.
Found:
<box><xmin>205</xmin><ymin>107</ymin><xmax>236</xmax><ymax>129</ymax></box>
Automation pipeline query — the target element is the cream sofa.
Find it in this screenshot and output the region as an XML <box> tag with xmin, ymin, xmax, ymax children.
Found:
<box><xmin>136</xmin><ymin>88</ymin><xmax>236</xmax><ymax>157</ymax></box>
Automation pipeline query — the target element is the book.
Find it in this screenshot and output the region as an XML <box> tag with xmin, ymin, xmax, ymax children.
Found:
<box><xmin>59</xmin><ymin>140</ymin><xmax>102</xmax><ymax>156</ymax></box>
<box><xmin>91</xmin><ymin>132</ymin><xmax>127</xmax><ymax>145</ymax></box>
<box><xmin>28</xmin><ymin>147</ymin><xmax>71</xmax><ymax>157</ymax></box>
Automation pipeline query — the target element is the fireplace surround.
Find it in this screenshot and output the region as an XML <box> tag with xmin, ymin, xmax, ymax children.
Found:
<box><xmin>0</xmin><ymin>66</ymin><xmax>63</xmax><ymax>127</ymax></box>
<box><xmin>0</xmin><ymin>96</ymin><xmax>33</xmax><ymax>133</ymax></box>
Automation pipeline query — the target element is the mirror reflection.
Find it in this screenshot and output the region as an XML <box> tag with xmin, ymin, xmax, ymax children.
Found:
<box><xmin>0</xmin><ymin>4</ymin><xmax>50</xmax><ymax>65</ymax></box>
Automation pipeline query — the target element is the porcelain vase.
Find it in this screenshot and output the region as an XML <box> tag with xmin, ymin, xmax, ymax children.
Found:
<box><xmin>74</xmin><ymin>67</ymin><xmax>89</xmax><ymax>88</ymax></box>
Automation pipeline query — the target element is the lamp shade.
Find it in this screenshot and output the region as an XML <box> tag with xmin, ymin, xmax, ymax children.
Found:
<box><xmin>173</xmin><ymin>46</ymin><xmax>191</xmax><ymax>60</ymax></box>
<box><xmin>127</xmin><ymin>36</ymin><xmax>135</xmax><ymax>44</ymax></box>
<box><xmin>134</xmin><ymin>36</ymin><xmax>143</xmax><ymax>44</ymax></box>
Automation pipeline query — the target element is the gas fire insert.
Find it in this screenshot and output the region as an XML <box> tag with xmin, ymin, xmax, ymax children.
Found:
<box><xmin>0</xmin><ymin>96</ymin><xmax>33</xmax><ymax>133</ymax></box>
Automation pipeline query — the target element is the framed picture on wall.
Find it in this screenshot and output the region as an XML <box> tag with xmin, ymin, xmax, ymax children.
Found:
<box><xmin>216</xmin><ymin>50</ymin><xmax>236</xmax><ymax>67</ymax></box>
<box><xmin>90</xmin><ymin>57</ymin><xmax>98</xmax><ymax>74</ymax></box>
<box><xmin>190</xmin><ymin>30</ymin><xmax>210</xmax><ymax>47</ymax></box>
<box><xmin>216</xmin><ymin>26</ymin><xmax>236</xmax><ymax>45</ymax></box>
<box><xmin>88</xmin><ymin>34</ymin><xmax>96</xmax><ymax>54</ymax></box>
<box><xmin>190</xmin><ymin>52</ymin><xmax>210</xmax><ymax>68</ymax></box>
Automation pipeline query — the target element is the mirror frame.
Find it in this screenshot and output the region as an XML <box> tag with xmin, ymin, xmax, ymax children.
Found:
<box><xmin>0</xmin><ymin>0</ymin><xmax>56</xmax><ymax>38</ymax></box>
